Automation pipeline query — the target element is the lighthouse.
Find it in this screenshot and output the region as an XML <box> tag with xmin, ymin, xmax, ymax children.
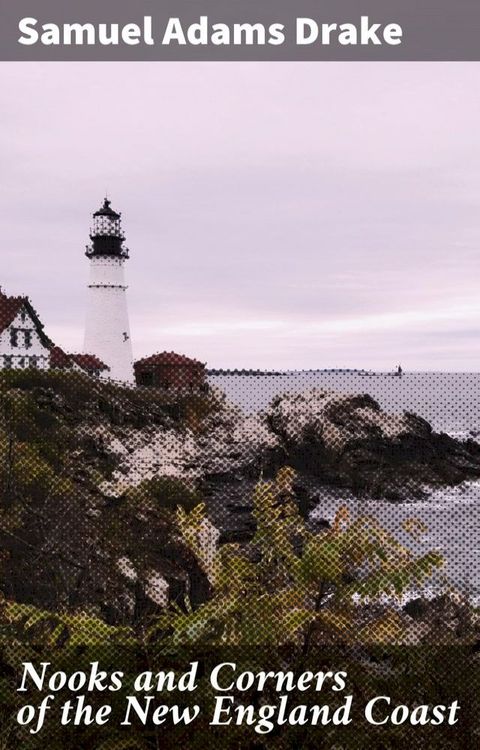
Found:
<box><xmin>83</xmin><ymin>198</ymin><xmax>134</xmax><ymax>383</ymax></box>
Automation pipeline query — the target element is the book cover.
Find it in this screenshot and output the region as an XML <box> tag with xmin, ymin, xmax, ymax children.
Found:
<box><xmin>0</xmin><ymin>1</ymin><xmax>478</xmax><ymax>747</ymax></box>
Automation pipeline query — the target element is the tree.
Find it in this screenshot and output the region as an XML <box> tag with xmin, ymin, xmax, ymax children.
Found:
<box><xmin>150</xmin><ymin>467</ymin><xmax>443</xmax><ymax>649</ymax></box>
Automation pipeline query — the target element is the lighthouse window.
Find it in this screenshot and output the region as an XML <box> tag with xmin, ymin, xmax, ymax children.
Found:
<box><xmin>10</xmin><ymin>329</ymin><xmax>18</xmax><ymax>347</ymax></box>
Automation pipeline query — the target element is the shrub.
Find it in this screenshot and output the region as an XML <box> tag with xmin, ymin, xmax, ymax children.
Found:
<box><xmin>125</xmin><ymin>477</ymin><xmax>202</xmax><ymax>512</ymax></box>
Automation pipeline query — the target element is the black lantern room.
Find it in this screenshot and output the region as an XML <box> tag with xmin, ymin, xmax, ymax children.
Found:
<box><xmin>85</xmin><ymin>198</ymin><xmax>129</xmax><ymax>258</ymax></box>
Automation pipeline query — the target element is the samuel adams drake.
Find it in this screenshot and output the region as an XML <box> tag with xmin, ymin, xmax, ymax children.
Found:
<box><xmin>17</xmin><ymin>16</ymin><xmax>403</xmax><ymax>47</ymax></box>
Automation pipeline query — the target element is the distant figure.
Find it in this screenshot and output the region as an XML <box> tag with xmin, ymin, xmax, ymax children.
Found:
<box><xmin>397</xmin><ymin>363</ymin><xmax>403</xmax><ymax>376</ymax></box>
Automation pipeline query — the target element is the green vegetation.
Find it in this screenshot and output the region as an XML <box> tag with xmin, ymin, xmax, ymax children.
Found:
<box><xmin>151</xmin><ymin>467</ymin><xmax>443</xmax><ymax>648</ymax></box>
<box><xmin>0</xmin><ymin>369</ymin><xmax>220</xmax><ymax>429</ymax></box>
<box><xmin>125</xmin><ymin>477</ymin><xmax>201</xmax><ymax>513</ymax></box>
<box><xmin>0</xmin><ymin>371</ymin><xmax>478</xmax><ymax>748</ymax></box>
<box><xmin>0</xmin><ymin>468</ymin><xmax>477</xmax><ymax>749</ymax></box>
<box><xmin>0</xmin><ymin>371</ymin><xmax>214</xmax><ymax>620</ymax></box>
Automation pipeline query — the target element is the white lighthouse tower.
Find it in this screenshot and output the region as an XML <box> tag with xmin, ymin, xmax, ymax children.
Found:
<box><xmin>83</xmin><ymin>198</ymin><xmax>134</xmax><ymax>383</ymax></box>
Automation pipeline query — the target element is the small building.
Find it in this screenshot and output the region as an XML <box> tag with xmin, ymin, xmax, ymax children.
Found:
<box><xmin>50</xmin><ymin>347</ymin><xmax>110</xmax><ymax>378</ymax></box>
<box><xmin>134</xmin><ymin>352</ymin><xmax>207</xmax><ymax>391</ymax></box>
<box><xmin>0</xmin><ymin>290</ymin><xmax>110</xmax><ymax>378</ymax></box>
<box><xmin>0</xmin><ymin>290</ymin><xmax>52</xmax><ymax>370</ymax></box>
<box><xmin>70</xmin><ymin>353</ymin><xmax>110</xmax><ymax>378</ymax></box>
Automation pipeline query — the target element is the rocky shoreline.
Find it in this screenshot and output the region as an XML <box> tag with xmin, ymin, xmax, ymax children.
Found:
<box><xmin>99</xmin><ymin>387</ymin><xmax>480</xmax><ymax>533</ymax></box>
<box><xmin>3</xmin><ymin>372</ymin><xmax>480</xmax><ymax>628</ymax></box>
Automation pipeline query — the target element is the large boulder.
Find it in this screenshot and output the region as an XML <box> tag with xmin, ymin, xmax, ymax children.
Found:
<box><xmin>266</xmin><ymin>390</ymin><xmax>480</xmax><ymax>500</ymax></box>
<box><xmin>100</xmin><ymin>402</ymin><xmax>285</xmax><ymax>494</ymax></box>
<box><xmin>195</xmin><ymin>408</ymin><xmax>285</xmax><ymax>483</ymax></box>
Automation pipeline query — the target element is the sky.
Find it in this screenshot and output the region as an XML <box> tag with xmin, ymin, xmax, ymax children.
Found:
<box><xmin>1</xmin><ymin>62</ymin><xmax>480</xmax><ymax>371</ymax></box>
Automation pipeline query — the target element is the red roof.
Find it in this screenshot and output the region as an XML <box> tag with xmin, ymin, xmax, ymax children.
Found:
<box><xmin>0</xmin><ymin>291</ymin><xmax>26</xmax><ymax>334</ymax></box>
<box><xmin>135</xmin><ymin>351</ymin><xmax>204</xmax><ymax>367</ymax></box>
<box><xmin>0</xmin><ymin>291</ymin><xmax>107</xmax><ymax>374</ymax></box>
<box><xmin>50</xmin><ymin>349</ymin><xmax>109</xmax><ymax>372</ymax></box>
<box><xmin>50</xmin><ymin>348</ymin><xmax>110</xmax><ymax>373</ymax></box>
<box><xmin>49</xmin><ymin>346</ymin><xmax>73</xmax><ymax>369</ymax></box>
<box><xmin>70</xmin><ymin>353</ymin><xmax>110</xmax><ymax>372</ymax></box>
<box><xmin>0</xmin><ymin>290</ymin><xmax>52</xmax><ymax>348</ymax></box>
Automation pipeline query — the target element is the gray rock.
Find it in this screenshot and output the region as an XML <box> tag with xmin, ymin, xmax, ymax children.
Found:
<box><xmin>266</xmin><ymin>389</ymin><xmax>480</xmax><ymax>500</ymax></box>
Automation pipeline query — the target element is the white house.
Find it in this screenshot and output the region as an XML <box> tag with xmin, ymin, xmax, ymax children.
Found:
<box><xmin>0</xmin><ymin>289</ymin><xmax>110</xmax><ymax>377</ymax></box>
<box><xmin>0</xmin><ymin>291</ymin><xmax>52</xmax><ymax>371</ymax></box>
<box><xmin>1</xmin><ymin>197</ymin><xmax>134</xmax><ymax>383</ymax></box>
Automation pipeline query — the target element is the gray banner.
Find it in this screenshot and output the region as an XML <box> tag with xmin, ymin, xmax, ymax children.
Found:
<box><xmin>1</xmin><ymin>0</ymin><xmax>480</xmax><ymax>61</ymax></box>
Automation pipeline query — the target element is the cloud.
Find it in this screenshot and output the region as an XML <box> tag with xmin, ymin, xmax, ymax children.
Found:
<box><xmin>1</xmin><ymin>62</ymin><xmax>480</xmax><ymax>370</ymax></box>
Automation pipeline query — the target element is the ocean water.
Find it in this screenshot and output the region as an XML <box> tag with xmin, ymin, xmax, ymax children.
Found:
<box><xmin>209</xmin><ymin>372</ymin><xmax>480</xmax><ymax>601</ymax></box>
